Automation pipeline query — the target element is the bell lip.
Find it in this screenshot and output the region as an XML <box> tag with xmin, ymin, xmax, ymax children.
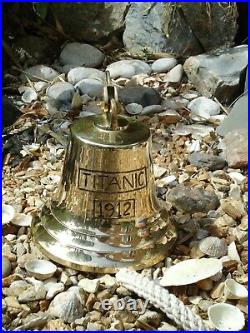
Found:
<box><xmin>70</xmin><ymin>114</ymin><xmax>151</xmax><ymax>148</ymax></box>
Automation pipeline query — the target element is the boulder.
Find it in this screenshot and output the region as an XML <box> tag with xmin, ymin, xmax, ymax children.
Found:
<box><xmin>123</xmin><ymin>2</ymin><xmax>238</xmax><ymax>57</ymax></box>
<box><xmin>184</xmin><ymin>45</ymin><xmax>248</xmax><ymax>104</ymax></box>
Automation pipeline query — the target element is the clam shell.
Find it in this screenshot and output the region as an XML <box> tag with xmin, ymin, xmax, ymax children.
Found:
<box><xmin>208</xmin><ymin>303</ymin><xmax>245</xmax><ymax>331</ymax></box>
<box><xmin>11</xmin><ymin>213</ymin><xmax>32</xmax><ymax>227</ymax></box>
<box><xmin>2</xmin><ymin>204</ymin><xmax>15</xmax><ymax>225</ymax></box>
<box><xmin>160</xmin><ymin>258</ymin><xmax>222</xmax><ymax>287</ymax></box>
<box><xmin>199</xmin><ymin>236</ymin><xmax>227</xmax><ymax>258</ymax></box>
<box><xmin>25</xmin><ymin>259</ymin><xmax>57</xmax><ymax>280</ymax></box>
<box><xmin>227</xmin><ymin>241</ymin><xmax>241</xmax><ymax>263</ymax></box>
<box><xmin>48</xmin><ymin>286</ymin><xmax>85</xmax><ymax>323</ymax></box>
<box><xmin>224</xmin><ymin>279</ymin><xmax>248</xmax><ymax>300</ymax></box>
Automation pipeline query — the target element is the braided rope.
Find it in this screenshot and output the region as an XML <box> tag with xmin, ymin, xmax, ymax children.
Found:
<box><xmin>116</xmin><ymin>269</ymin><xmax>211</xmax><ymax>331</ymax></box>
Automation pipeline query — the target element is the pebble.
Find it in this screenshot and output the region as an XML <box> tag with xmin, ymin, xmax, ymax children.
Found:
<box><xmin>151</xmin><ymin>57</ymin><xmax>177</xmax><ymax>73</ymax></box>
<box><xmin>86</xmin><ymin>322</ymin><xmax>104</xmax><ymax>331</ymax></box>
<box><xmin>119</xmin><ymin>86</ymin><xmax>161</xmax><ymax>107</ymax></box>
<box><xmin>125</xmin><ymin>103</ymin><xmax>143</xmax><ymax>115</ymax></box>
<box><xmin>21</xmin><ymin>65</ymin><xmax>59</xmax><ymax>82</ymax></box>
<box><xmin>141</xmin><ymin>105</ymin><xmax>163</xmax><ymax>115</ymax></box>
<box><xmin>60</xmin><ymin>271</ymin><xmax>72</xmax><ymax>286</ymax></box>
<box><xmin>137</xmin><ymin>310</ymin><xmax>161</xmax><ymax>326</ymax></box>
<box><xmin>78</xmin><ymin>278</ymin><xmax>100</xmax><ymax>293</ymax></box>
<box><xmin>221</xmin><ymin>199</ymin><xmax>245</xmax><ymax>220</ymax></box>
<box><xmin>188</xmin><ymin>152</ymin><xmax>226</xmax><ymax>171</ymax></box>
<box><xmin>116</xmin><ymin>286</ymin><xmax>131</xmax><ymax>296</ymax></box>
<box><xmin>107</xmin><ymin>59</ymin><xmax>151</xmax><ymax>79</ymax></box>
<box><xmin>46</xmin><ymin>282</ymin><xmax>65</xmax><ymax>300</ymax></box>
<box><xmin>99</xmin><ymin>274</ymin><xmax>117</xmax><ymax>288</ymax></box>
<box><xmin>18</xmin><ymin>284</ymin><xmax>46</xmax><ymax>303</ymax></box>
<box><xmin>59</xmin><ymin>42</ymin><xmax>104</xmax><ymax>67</ymax></box>
<box><xmin>68</xmin><ymin>67</ymin><xmax>105</xmax><ymax>85</ymax></box>
<box><xmin>168</xmin><ymin>184</ymin><xmax>220</xmax><ymax>213</ymax></box>
<box><xmin>153</xmin><ymin>165</ymin><xmax>167</xmax><ymax>178</ymax></box>
<box><xmin>2</xmin><ymin>256</ymin><xmax>11</xmax><ymax>278</ymax></box>
<box><xmin>188</xmin><ymin>97</ymin><xmax>220</xmax><ymax>121</ymax></box>
<box><xmin>4</xmin><ymin>296</ymin><xmax>23</xmax><ymax>314</ymax></box>
<box><xmin>228</xmin><ymin>172</ymin><xmax>246</xmax><ymax>184</ymax></box>
<box><xmin>158</xmin><ymin>322</ymin><xmax>177</xmax><ymax>330</ymax></box>
<box><xmin>46</xmin><ymin>82</ymin><xmax>75</xmax><ymax>103</ymax></box>
<box><xmin>164</xmin><ymin>64</ymin><xmax>183</xmax><ymax>83</ymax></box>
<box><xmin>3</xmin><ymin>280</ymin><xmax>30</xmax><ymax>297</ymax></box>
<box><xmin>74</xmin><ymin>78</ymin><xmax>103</xmax><ymax>98</ymax></box>
<box><xmin>220</xmin><ymin>129</ymin><xmax>248</xmax><ymax>168</ymax></box>
<box><xmin>157</xmin><ymin>109</ymin><xmax>182</xmax><ymax>124</ymax></box>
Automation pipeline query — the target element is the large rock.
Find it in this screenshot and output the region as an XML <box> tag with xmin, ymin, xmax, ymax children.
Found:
<box><xmin>123</xmin><ymin>2</ymin><xmax>238</xmax><ymax>57</ymax></box>
<box><xmin>118</xmin><ymin>87</ymin><xmax>161</xmax><ymax>107</ymax></box>
<box><xmin>50</xmin><ymin>2</ymin><xmax>129</xmax><ymax>42</ymax></box>
<box><xmin>59</xmin><ymin>43</ymin><xmax>104</xmax><ymax>68</ymax></box>
<box><xmin>184</xmin><ymin>45</ymin><xmax>248</xmax><ymax>104</ymax></box>
<box><xmin>47</xmin><ymin>82</ymin><xmax>75</xmax><ymax>103</ymax></box>
<box><xmin>168</xmin><ymin>184</ymin><xmax>220</xmax><ymax>213</ymax></box>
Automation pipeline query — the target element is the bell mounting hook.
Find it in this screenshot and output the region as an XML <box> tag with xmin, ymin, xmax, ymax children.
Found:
<box><xmin>103</xmin><ymin>71</ymin><xmax>119</xmax><ymax>130</ymax></box>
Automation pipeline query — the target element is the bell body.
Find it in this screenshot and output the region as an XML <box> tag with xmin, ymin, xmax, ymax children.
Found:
<box><xmin>32</xmin><ymin>115</ymin><xmax>176</xmax><ymax>273</ymax></box>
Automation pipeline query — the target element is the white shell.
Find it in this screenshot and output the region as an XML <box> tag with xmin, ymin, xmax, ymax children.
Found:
<box><xmin>199</xmin><ymin>236</ymin><xmax>227</xmax><ymax>258</ymax></box>
<box><xmin>2</xmin><ymin>204</ymin><xmax>15</xmax><ymax>225</ymax></box>
<box><xmin>48</xmin><ymin>286</ymin><xmax>85</xmax><ymax>323</ymax></box>
<box><xmin>208</xmin><ymin>303</ymin><xmax>245</xmax><ymax>331</ymax></box>
<box><xmin>25</xmin><ymin>259</ymin><xmax>57</xmax><ymax>280</ymax></box>
<box><xmin>11</xmin><ymin>213</ymin><xmax>32</xmax><ymax>227</ymax></box>
<box><xmin>224</xmin><ymin>279</ymin><xmax>248</xmax><ymax>300</ymax></box>
<box><xmin>160</xmin><ymin>258</ymin><xmax>222</xmax><ymax>287</ymax></box>
<box><xmin>227</xmin><ymin>242</ymin><xmax>241</xmax><ymax>263</ymax></box>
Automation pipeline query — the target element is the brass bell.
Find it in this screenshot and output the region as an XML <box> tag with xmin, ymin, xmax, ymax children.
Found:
<box><xmin>32</xmin><ymin>72</ymin><xmax>177</xmax><ymax>273</ymax></box>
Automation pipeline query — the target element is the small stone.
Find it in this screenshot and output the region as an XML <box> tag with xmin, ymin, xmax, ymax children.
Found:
<box><xmin>157</xmin><ymin>109</ymin><xmax>182</xmax><ymax>124</ymax></box>
<box><xmin>152</xmin><ymin>57</ymin><xmax>177</xmax><ymax>73</ymax></box>
<box><xmin>153</xmin><ymin>164</ymin><xmax>167</xmax><ymax>178</ymax></box>
<box><xmin>188</xmin><ymin>152</ymin><xmax>226</xmax><ymax>171</ymax></box>
<box><xmin>45</xmin><ymin>319</ymin><xmax>71</xmax><ymax>330</ymax></box>
<box><xmin>228</xmin><ymin>172</ymin><xmax>246</xmax><ymax>184</ymax></box>
<box><xmin>229</xmin><ymin>184</ymin><xmax>241</xmax><ymax>200</ymax></box>
<box><xmin>78</xmin><ymin>278</ymin><xmax>100</xmax><ymax>293</ymax></box>
<box><xmin>164</xmin><ymin>64</ymin><xmax>183</xmax><ymax>83</ymax></box>
<box><xmin>137</xmin><ymin>310</ymin><xmax>161</xmax><ymax>326</ymax></box>
<box><xmin>18</xmin><ymin>284</ymin><xmax>46</xmax><ymax>303</ymax></box>
<box><xmin>60</xmin><ymin>271</ymin><xmax>72</xmax><ymax>286</ymax></box>
<box><xmin>21</xmin><ymin>65</ymin><xmax>59</xmax><ymax>82</ymax></box>
<box><xmin>220</xmin><ymin>129</ymin><xmax>248</xmax><ymax>168</ymax></box>
<box><xmin>46</xmin><ymin>282</ymin><xmax>65</xmax><ymax>300</ymax></box>
<box><xmin>2</xmin><ymin>256</ymin><xmax>11</xmax><ymax>278</ymax></box>
<box><xmin>68</xmin><ymin>67</ymin><xmax>105</xmax><ymax>85</ymax></box>
<box><xmin>60</xmin><ymin>43</ymin><xmax>104</xmax><ymax>67</ymax></box>
<box><xmin>86</xmin><ymin>322</ymin><xmax>104</xmax><ymax>331</ymax></box>
<box><xmin>99</xmin><ymin>274</ymin><xmax>117</xmax><ymax>288</ymax></box>
<box><xmin>3</xmin><ymin>280</ymin><xmax>30</xmax><ymax>297</ymax></box>
<box><xmin>47</xmin><ymin>82</ymin><xmax>75</xmax><ymax>103</ymax></box>
<box><xmin>125</xmin><ymin>103</ymin><xmax>143</xmax><ymax>115</ymax></box>
<box><xmin>4</xmin><ymin>296</ymin><xmax>23</xmax><ymax>314</ymax></box>
<box><xmin>196</xmin><ymin>278</ymin><xmax>213</xmax><ymax>291</ymax></box>
<box><xmin>116</xmin><ymin>286</ymin><xmax>132</xmax><ymax>296</ymax></box>
<box><xmin>188</xmin><ymin>97</ymin><xmax>220</xmax><ymax>121</ymax></box>
<box><xmin>221</xmin><ymin>199</ymin><xmax>245</xmax><ymax>220</ymax></box>
<box><xmin>85</xmin><ymin>293</ymin><xmax>96</xmax><ymax>310</ymax></box>
<box><xmin>168</xmin><ymin>184</ymin><xmax>220</xmax><ymax>213</ymax></box>
<box><xmin>158</xmin><ymin>322</ymin><xmax>177</xmax><ymax>330</ymax></box>
<box><xmin>96</xmin><ymin>289</ymin><xmax>112</xmax><ymax>301</ymax></box>
<box><xmin>107</xmin><ymin>59</ymin><xmax>151</xmax><ymax>79</ymax></box>
<box><xmin>141</xmin><ymin>104</ymin><xmax>163</xmax><ymax>115</ymax></box>
<box><xmin>75</xmin><ymin>78</ymin><xmax>103</xmax><ymax>98</ymax></box>
<box><xmin>119</xmin><ymin>86</ymin><xmax>161</xmax><ymax>107</ymax></box>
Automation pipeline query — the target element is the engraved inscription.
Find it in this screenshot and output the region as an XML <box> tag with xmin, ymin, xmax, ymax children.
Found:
<box><xmin>78</xmin><ymin>168</ymin><xmax>147</xmax><ymax>193</ymax></box>
<box><xmin>94</xmin><ymin>199</ymin><xmax>135</xmax><ymax>219</ymax></box>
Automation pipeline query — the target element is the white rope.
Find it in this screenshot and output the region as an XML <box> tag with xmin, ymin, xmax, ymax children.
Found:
<box><xmin>116</xmin><ymin>269</ymin><xmax>211</xmax><ymax>331</ymax></box>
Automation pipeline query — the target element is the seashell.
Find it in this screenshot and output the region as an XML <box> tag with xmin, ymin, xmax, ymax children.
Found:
<box><xmin>224</xmin><ymin>279</ymin><xmax>248</xmax><ymax>300</ymax></box>
<box><xmin>198</xmin><ymin>236</ymin><xmax>227</xmax><ymax>258</ymax></box>
<box><xmin>48</xmin><ymin>286</ymin><xmax>85</xmax><ymax>323</ymax></box>
<box><xmin>208</xmin><ymin>303</ymin><xmax>245</xmax><ymax>331</ymax></box>
<box><xmin>160</xmin><ymin>258</ymin><xmax>222</xmax><ymax>287</ymax></box>
<box><xmin>11</xmin><ymin>213</ymin><xmax>32</xmax><ymax>227</ymax></box>
<box><xmin>227</xmin><ymin>241</ymin><xmax>241</xmax><ymax>263</ymax></box>
<box><xmin>2</xmin><ymin>204</ymin><xmax>15</xmax><ymax>225</ymax></box>
<box><xmin>25</xmin><ymin>259</ymin><xmax>57</xmax><ymax>280</ymax></box>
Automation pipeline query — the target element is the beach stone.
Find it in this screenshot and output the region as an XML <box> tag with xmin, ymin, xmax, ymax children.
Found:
<box><xmin>18</xmin><ymin>285</ymin><xmax>46</xmax><ymax>303</ymax></box>
<box><xmin>59</xmin><ymin>43</ymin><xmax>104</xmax><ymax>67</ymax></box>
<box><xmin>78</xmin><ymin>278</ymin><xmax>100</xmax><ymax>293</ymax></box>
<box><xmin>99</xmin><ymin>274</ymin><xmax>117</xmax><ymax>288</ymax></box>
<box><xmin>46</xmin><ymin>283</ymin><xmax>65</xmax><ymax>300</ymax></box>
<box><xmin>168</xmin><ymin>184</ymin><xmax>220</xmax><ymax>213</ymax></box>
<box><xmin>47</xmin><ymin>82</ymin><xmax>75</xmax><ymax>103</ymax></box>
<box><xmin>142</xmin><ymin>105</ymin><xmax>163</xmax><ymax>115</ymax></box>
<box><xmin>164</xmin><ymin>64</ymin><xmax>183</xmax><ymax>83</ymax></box>
<box><xmin>184</xmin><ymin>45</ymin><xmax>248</xmax><ymax>103</ymax></box>
<box><xmin>125</xmin><ymin>103</ymin><xmax>143</xmax><ymax>115</ymax></box>
<box><xmin>68</xmin><ymin>68</ymin><xmax>105</xmax><ymax>85</ymax></box>
<box><xmin>188</xmin><ymin>152</ymin><xmax>226</xmax><ymax>171</ymax></box>
<box><xmin>119</xmin><ymin>86</ymin><xmax>161</xmax><ymax>107</ymax></box>
<box><xmin>3</xmin><ymin>280</ymin><xmax>30</xmax><ymax>297</ymax></box>
<box><xmin>188</xmin><ymin>97</ymin><xmax>220</xmax><ymax>121</ymax></box>
<box><xmin>2</xmin><ymin>257</ymin><xmax>11</xmax><ymax>278</ymax></box>
<box><xmin>75</xmin><ymin>79</ymin><xmax>103</xmax><ymax>98</ymax></box>
<box><xmin>21</xmin><ymin>65</ymin><xmax>59</xmax><ymax>82</ymax></box>
<box><xmin>107</xmin><ymin>60</ymin><xmax>151</xmax><ymax>79</ymax></box>
<box><xmin>220</xmin><ymin>129</ymin><xmax>248</xmax><ymax>168</ymax></box>
<box><xmin>152</xmin><ymin>57</ymin><xmax>177</xmax><ymax>73</ymax></box>
<box><xmin>157</xmin><ymin>109</ymin><xmax>182</xmax><ymax>124</ymax></box>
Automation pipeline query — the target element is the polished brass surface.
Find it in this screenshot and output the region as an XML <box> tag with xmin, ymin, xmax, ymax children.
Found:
<box><xmin>32</xmin><ymin>72</ymin><xmax>177</xmax><ymax>273</ymax></box>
